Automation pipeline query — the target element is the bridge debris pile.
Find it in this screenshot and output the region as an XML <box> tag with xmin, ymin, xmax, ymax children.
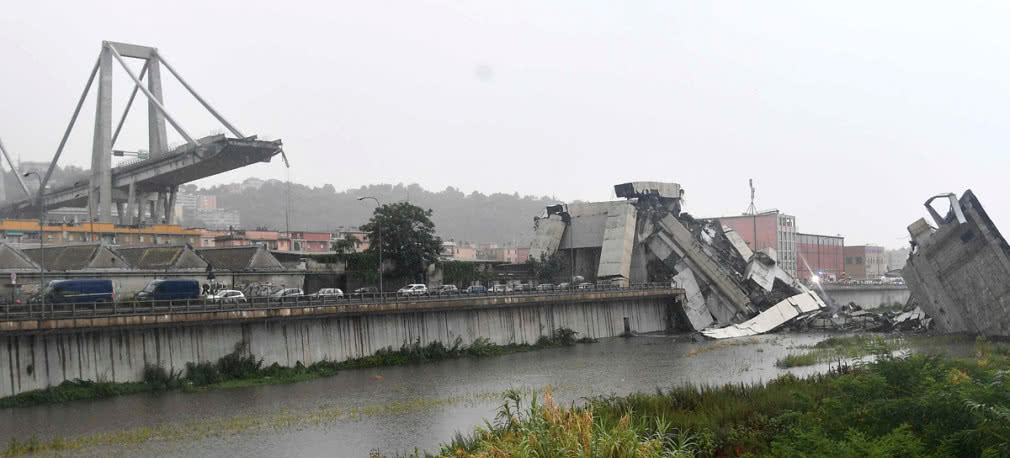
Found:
<box><xmin>902</xmin><ymin>190</ymin><xmax>1010</xmax><ymax>337</ymax></box>
<box><xmin>791</xmin><ymin>299</ymin><xmax>932</xmax><ymax>333</ymax></box>
<box><xmin>529</xmin><ymin>181</ymin><xmax>827</xmax><ymax>338</ymax></box>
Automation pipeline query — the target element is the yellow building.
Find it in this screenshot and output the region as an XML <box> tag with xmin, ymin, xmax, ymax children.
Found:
<box><xmin>0</xmin><ymin>220</ymin><xmax>200</xmax><ymax>246</ymax></box>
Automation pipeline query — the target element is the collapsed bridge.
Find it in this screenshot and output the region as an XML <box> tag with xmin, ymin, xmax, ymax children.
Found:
<box><xmin>0</xmin><ymin>41</ymin><xmax>286</xmax><ymax>224</ymax></box>
<box><xmin>528</xmin><ymin>181</ymin><xmax>828</xmax><ymax>338</ymax></box>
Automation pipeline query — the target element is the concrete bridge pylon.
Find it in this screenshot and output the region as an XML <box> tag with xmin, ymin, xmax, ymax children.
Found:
<box><xmin>12</xmin><ymin>41</ymin><xmax>287</xmax><ymax>225</ymax></box>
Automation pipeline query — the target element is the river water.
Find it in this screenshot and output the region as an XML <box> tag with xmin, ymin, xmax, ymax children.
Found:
<box><xmin>0</xmin><ymin>332</ymin><xmax>971</xmax><ymax>456</ymax></box>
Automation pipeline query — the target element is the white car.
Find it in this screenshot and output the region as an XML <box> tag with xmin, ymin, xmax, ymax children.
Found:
<box><xmin>491</xmin><ymin>284</ymin><xmax>513</xmax><ymax>293</ymax></box>
<box><xmin>312</xmin><ymin>288</ymin><xmax>344</xmax><ymax>298</ymax></box>
<box><xmin>397</xmin><ymin>284</ymin><xmax>428</xmax><ymax>296</ymax></box>
<box><xmin>271</xmin><ymin>288</ymin><xmax>305</xmax><ymax>299</ymax></box>
<box><xmin>207</xmin><ymin>289</ymin><xmax>246</xmax><ymax>304</ymax></box>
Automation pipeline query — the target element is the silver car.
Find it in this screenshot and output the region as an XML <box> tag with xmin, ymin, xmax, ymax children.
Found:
<box><xmin>312</xmin><ymin>288</ymin><xmax>344</xmax><ymax>298</ymax></box>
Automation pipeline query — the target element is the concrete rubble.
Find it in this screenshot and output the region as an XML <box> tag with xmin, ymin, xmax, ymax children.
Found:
<box><xmin>530</xmin><ymin>181</ymin><xmax>828</xmax><ymax>338</ymax></box>
<box><xmin>902</xmin><ymin>190</ymin><xmax>1010</xmax><ymax>336</ymax></box>
<box><xmin>790</xmin><ymin>297</ymin><xmax>932</xmax><ymax>333</ymax></box>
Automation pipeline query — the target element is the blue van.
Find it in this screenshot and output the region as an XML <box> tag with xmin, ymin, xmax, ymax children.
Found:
<box><xmin>46</xmin><ymin>279</ymin><xmax>115</xmax><ymax>304</ymax></box>
<box><xmin>135</xmin><ymin>280</ymin><xmax>200</xmax><ymax>301</ymax></box>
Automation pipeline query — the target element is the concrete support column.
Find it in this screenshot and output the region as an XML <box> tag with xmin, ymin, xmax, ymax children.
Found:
<box><xmin>147</xmin><ymin>197</ymin><xmax>156</xmax><ymax>225</ymax></box>
<box><xmin>153</xmin><ymin>192</ymin><xmax>164</xmax><ymax>224</ymax></box>
<box><xmin>124</xmin><ymin>181</ymin><xmax>136</xmax><ymax>225</ymax></box>
<box><xmin>91</xmin><ymin>45</ymin><xmax>114</xmax><ymax>222</ymax></box>
<box><xmin>115</xmin><ymin>202</ymin><xmax>125</xmax><ymax>224</ymax></box>
<box><xmin>165</xmin><ymin>186</ymin><xmax>178</xmax><ymax>224</ymax></box>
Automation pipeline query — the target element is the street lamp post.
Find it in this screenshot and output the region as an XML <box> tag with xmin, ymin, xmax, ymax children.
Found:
<box><xmin>25</xmin><ymin>172</ymin><xmax>45</xmax><ymax>316</ymax></box>
<box><xmin>357</xmin><ymin>196</ymin><xmax>383</xmax><ymax>295</ymax></box>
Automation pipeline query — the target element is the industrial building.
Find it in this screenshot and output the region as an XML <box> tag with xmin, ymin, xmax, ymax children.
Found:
<box><xmin>795</xmin><ymin>232</ymin><xmax>845</xmax><ymax>282</ymax></box>
<box><xmin>845</xmin><ymin>245</ymin><xmax>887</xmax><ymax>281</ymax></box>
<box><xmin>717</xmin><ymin>211</ymin><xmax>798</xmax><ymax>278</ymax></box>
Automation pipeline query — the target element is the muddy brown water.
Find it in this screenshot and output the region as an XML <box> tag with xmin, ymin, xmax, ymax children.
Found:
<box><xmin>0</xmin><ymin>332</ymin><xmax>973</xmax><ymax>456</ymax></box>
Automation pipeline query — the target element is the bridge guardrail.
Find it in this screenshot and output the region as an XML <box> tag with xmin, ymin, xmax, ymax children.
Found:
<box><xmin>0</xmin><ymin>284</ymin><xmax>677</xmax><ymax>322</ymax></box>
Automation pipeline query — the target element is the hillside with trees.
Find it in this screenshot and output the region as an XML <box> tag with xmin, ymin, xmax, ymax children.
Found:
<box><xmin>201</xmin><ymin>180</ymin><xmax>559</xmax><ymax>245</ymax></box>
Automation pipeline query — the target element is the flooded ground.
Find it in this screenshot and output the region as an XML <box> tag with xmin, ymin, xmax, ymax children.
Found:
<box><xmin>0</xmin><ymin>332</ymin><xmax>972</xmax><ymax>456</ymax></box>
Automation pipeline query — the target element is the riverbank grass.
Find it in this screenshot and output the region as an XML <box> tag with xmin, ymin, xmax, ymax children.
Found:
<box><xmin>775</xmin><ymin>334</ymin><xmax>901</xmax><ymax>368</ymax></box>
<box><xmin>0</xmin><ymin>327</ymin><xmax>593</xmax><ymax>408</ymax></box>
<box><xmin>440</xmin><ymin>337</ymin><xmax>1010</xmax><ymax>457</ymax></box>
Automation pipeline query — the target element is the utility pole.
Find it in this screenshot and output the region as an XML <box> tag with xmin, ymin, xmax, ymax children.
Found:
<box><xmin>560</xmin><ymin>207</ymin><xmax>573</xmax><ymax>288</ymax></box>
<box><xmin>358</xmin><ymin>196</ymin><xmax>383</xmax><ymax>294</ymax></box>
<box><xmin>746</xmin><ymin>179</ymin><xmax>758</xmax><ymax>250</ymax></box>
<box><xmin>25</xmin><ymin>172</ymin><xmax>45</xmax><ymax>316</ymax></box>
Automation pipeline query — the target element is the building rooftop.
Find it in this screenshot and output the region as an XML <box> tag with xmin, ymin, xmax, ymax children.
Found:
<box><xmin>114</xmin><ymin>245</ymin><xmax>208</xmax><ymax>270</ymax></box>
<box><xmin>22</xmin><ymin>243</ymin><xmax>129</xmax><ymax>271</ymax></box>
<box><xmin>196</xmin><ymin>245</ymin><xmax>284</xmax><ymax>271</ymax></box>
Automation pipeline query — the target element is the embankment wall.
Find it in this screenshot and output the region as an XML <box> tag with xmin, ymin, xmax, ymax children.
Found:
<box><xmin>0</xmin><ymin>292</ymin><xmax>677</xmax><ymax>397</ymax></box>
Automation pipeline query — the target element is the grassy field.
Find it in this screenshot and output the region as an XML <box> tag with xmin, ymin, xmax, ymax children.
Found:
<box><xmin>433</xmin><ymin>336</ymin><xmax>1010</xmax><ymax>457</ymax></box>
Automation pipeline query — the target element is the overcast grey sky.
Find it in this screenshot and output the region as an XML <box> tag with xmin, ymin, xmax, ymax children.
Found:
<box><xmin>1</xmin><ymin>0</ymin><xmax>1008</xmax><ymax>247</ymax></box>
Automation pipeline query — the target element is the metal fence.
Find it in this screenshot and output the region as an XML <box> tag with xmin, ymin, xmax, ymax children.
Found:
<box><xmin>0</xmin><ymin>284</ymin><xmax>676</xmax><ymax>322</ymax></box>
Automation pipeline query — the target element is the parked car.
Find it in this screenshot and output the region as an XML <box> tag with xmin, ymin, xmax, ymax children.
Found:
<box><xmin>556</xmin><ymin>282</ymin><xmax>571</xmax><ymax>290</ymax></box>
<box><xmin>350</xmin><ymin>286</ymin><xmax>379</xmax><ymax>298</ymax></box>
<box><xmin>465</xmin><ymin>285</ymin><xmax>488</xmax><ymax>294</ymax></box>
<box><xmin>434</xmin><ymin>285</ymin><xmax>459</xmax><ymax>295</ymax></box>
<box><xmin>135</xmin><ymin>280</ymin><xmax>200</xmax><ymax>301</ymax></box>
<box><xmin>577</xmin><ymin>282</ymin><xmax>595</xmax><ymax>290</ymax></box>
<box><xmin>270</xmin><ymin>288</ymin><xmax>305</xmax><ymax>301</ymax></box>
<box><xmin>397</xmin><ymin>284</ymin><xmax>428</xmax><ymax>296</ymax></box>
<box><xmin>45</xmin><ymin>279</ymin><xmax>114</xmax><ymax>304</ymax></box>
<box><xmin>535</xmin><ymin>283</ymin><xmax>554</xmax><ymax>292</ymax></box>
<box><xmin>491</xmin><ymin>284</ymin><xmax>513</xmax><ymax>293</ymax></box>
<box><xmin>311</xmin><ymin>288</ymin><xmax>344</xmax><ymax>298</ymax></box>
<box><xmin>207</xmin><ymin>289</ymin><xmax>247</xmax><ymax>304</ymax></box>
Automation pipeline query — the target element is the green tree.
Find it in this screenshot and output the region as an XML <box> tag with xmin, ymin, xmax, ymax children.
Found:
<box><xmin>331</xmin><ymin>234</ymin><xmax>359</xmax><ymax>255</ymax></box>
<box><xmin>360</xmin><ymin>202</ymin><xmax>442</xmax><ymax>282</ymax></box>
<box><xmin>525</xmin><ymin>250</ymin><xmax>563</xmax><ymax>284</ymax></box>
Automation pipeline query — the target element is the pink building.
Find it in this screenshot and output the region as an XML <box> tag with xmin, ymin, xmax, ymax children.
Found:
<box><xmin>516</xmin><ymin>248</ymin><xmax>530</xmax><ymax>264</ymax></box>
<box><xmin>214</xmin><ymin>230</ymin><xmax>292</xmax><ymax>251</ymax></box>
<box><xmin>442</xmin><ymin>241</ymin><xmax>477</xmax><ymax>260</ymax></box>
<box><xmin>335</xmin><ymin>230</ymin><xmax>370</xmax><ymax>252</ymax></box>
<box><xmin>287</xmin><ymin>231</ymin><xmax>332</xmax><ymax>252</ymax></box>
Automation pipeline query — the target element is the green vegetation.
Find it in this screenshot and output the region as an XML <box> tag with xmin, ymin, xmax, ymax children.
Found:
<box><xmin>870</xmin><ymin>302</ymin><xmax>905</xmax><ymax>314</ymax></box>
<box><xmin>0</xmin><ymin>328</ymin><xmax>592</xmax><ymax>409</ymax></box>
<box><xmin>524</xmin><ymin>250</ymin><xmax>564</xmax><ymax>284</ymax></box>
<box><xmin>439</xmin><ymin>337</ymin><xmax>1010</xmax><ymax>457</ymax></box>
<box><xmin>332</xmin><ymin>233</ymin><xmax>361</xmax><ymax>255</ymax></box>
<box><xmin>0</xmin><ymin>379</ymin><xmax>155</xmax><ymax>409</ymax></box>
<box><xmin>439</xmin><ymin>260</ymin><xmax>491</xmax><ymax>287</ymax></box>
<box><xmin>345</xmin><ymin>251</ymin><xmax>381</xmax><ymax>284</ymax></box>
<box><xmin>775</xmin><ymin>335</ymin><xmax>901</xmax><ymax>368</ymax></box>
<box><xmin>361</xmin><ymin>201</ymin><xmax>443</xmax><ymax>282</ymax></box>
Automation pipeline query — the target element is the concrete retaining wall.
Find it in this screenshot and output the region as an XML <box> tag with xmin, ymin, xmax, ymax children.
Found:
<box><xmin>0</xmin><ymin>295</ymin><xmax>674</xmax><ymax>398</ymax></box>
